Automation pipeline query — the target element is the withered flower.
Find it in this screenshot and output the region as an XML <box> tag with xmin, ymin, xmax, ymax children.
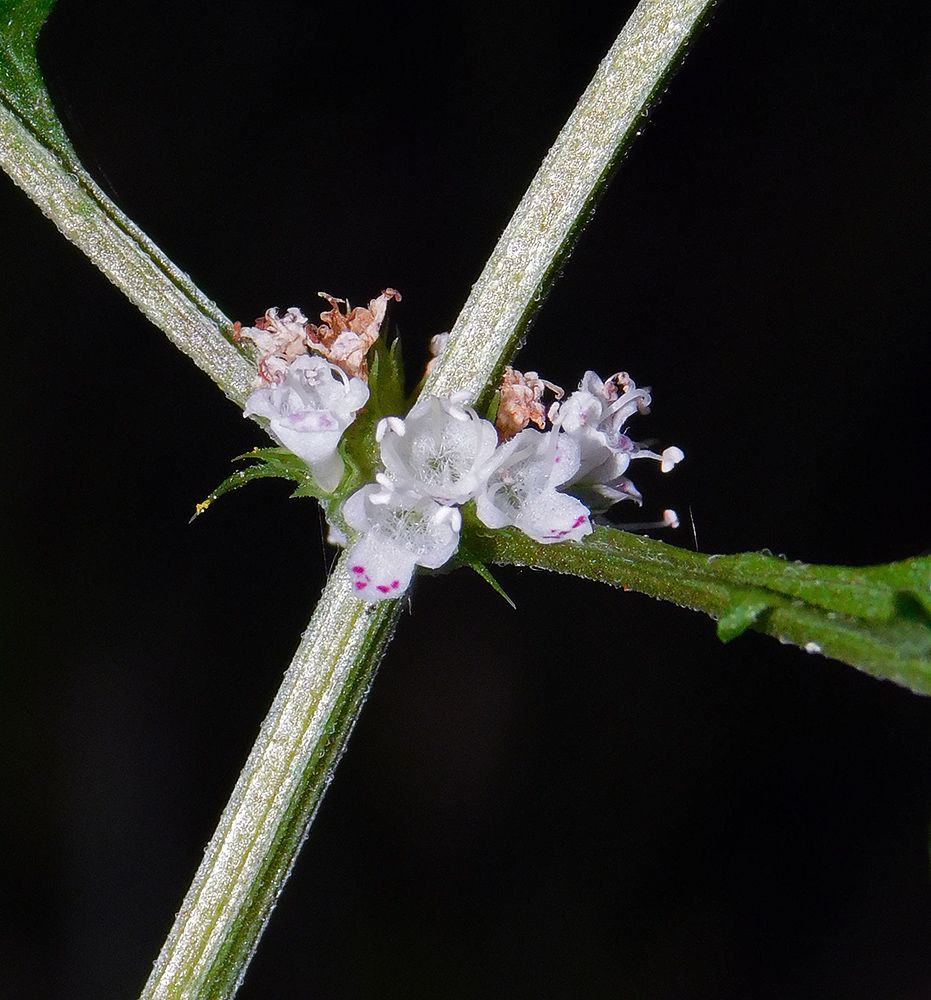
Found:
<box><xmin>234</xmin><ymin>307</ymin><xmax>313</xmax><ymax>386</ymax></box>
<box><xmin>495</xmin><ymin>367</ymin><xmax>563</xmax><ymax>441</ymax></box>
<box><xmin>307</xmin><ymin>288</ymin><xmax>401</xmax><ymax>380</ymax></box>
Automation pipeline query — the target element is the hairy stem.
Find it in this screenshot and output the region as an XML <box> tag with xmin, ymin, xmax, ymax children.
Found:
<box><xmin>132</xmin><ymin>3</ymin><xmax>715</xmax><ymax>996</ymax></box>
<box><xmin>0</xmin><ymin>97</ymin><xmax>254</xmax><ymax>406</ymax></box>
<box><xmin>463</xmin><ymin>521</ymin><xmax>931</xmax><ymax>695</ymax></box>
<box><xmin>0</xmin><ymin>2</ymin><xmax>714</xmax><ymax>996</ymax></box>
<box><xmin>423</xmin><ymin>0</ymin><xmax>714</xmax><ymax>409</ymax></box>
<box><xmin>139</xmin><ymin>555</ymin><xmax>401</xmax><ymax>1000</ymax></box>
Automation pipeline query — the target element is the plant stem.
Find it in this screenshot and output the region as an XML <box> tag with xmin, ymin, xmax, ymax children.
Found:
<box><xmin>1</xmin><ymin>2</ymin><xmax>715</xmax><ymax>995</ymax></box>
<box><xmin>423</xmin><ymin>0</ymin><xmax>714</xmax><ymax>409</ymax></box>
<box><xmin>130</xmin><ymin>3</ymin><xmax>715</xmax><ymax>996</ymax></box>
<box><xmin>464</xmin><ymin>521</ymin><xmax>931</xmax><ymax>695</ymax></box>
<box><xmin>0</xmin><ymin>96</ymin><xmax>255</xmax><ymax>407</ymax></box>
<box><xmin>139</xmin><ymin>554</ymin><xmax>401</xmax><ymax>1000</ymax></box>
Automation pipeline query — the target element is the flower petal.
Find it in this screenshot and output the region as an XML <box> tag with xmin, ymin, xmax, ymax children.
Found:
<box><xmin>243</xmin><ymin>355</ymin><xmax>368</xmax><ymax>493</ymax></box>
<box><xmin>378</xmin><ymin>395</ymin><xmax>499</xmax><ymax>505</ymax></box>
<box><xmin>346</xmin><ymin>533</ymin><xmax>416</xmax><ymax>601</ymax></box>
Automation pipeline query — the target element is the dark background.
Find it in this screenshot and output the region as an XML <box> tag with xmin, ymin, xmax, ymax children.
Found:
<box><xmin>3</xmin><ymin>1</ymin><xmax>931</xmax><ymax>997</ymax></box>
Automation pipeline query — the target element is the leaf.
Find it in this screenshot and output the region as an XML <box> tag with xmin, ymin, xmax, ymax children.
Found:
<box><xmin>463</xmin><ymin>560</ymin><xmax>517</xmax><ymax>608</ymax></box>
<box><xmin>0</xmin><ymin>0</ymin><xmax>255</xmax><ymax>405</ymax></box>
<box><xmin>367</xmin><ymin>332</ymin><xmax>408</xmax><ymax>420</ymax></box>
<box><xmin>716</xmin><ymin>595</ymin><xmax>773</xmax><ymax>643</ymax></box>
<box><xmin>192</xmin><ymin>448</ymin><xmax>311</xmax><ymax>520</ymax></box>
<box><xmin>461</xmin><ymin>513</ymin><xmax>931</xmax><ymax>696</ymax></box>
<box><xmin>0</xmin><ymin>0</ymin><xmax>72</xmax><ymax>156</ymax></box>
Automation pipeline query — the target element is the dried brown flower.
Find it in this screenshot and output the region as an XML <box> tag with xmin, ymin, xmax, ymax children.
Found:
<box><xmin>495</xmin><ymin>367</ymin><xmax>564</xmax><ymax>441</ymax></box>
<box><xmin>307</xmin><ymin>288</ymin><xmax>401</xmax><ymax>380</ymax></box>
<box><xmin>234</xmin><ymin>307</ymin><xmax>313</xmax><ymax>386</ymax></box>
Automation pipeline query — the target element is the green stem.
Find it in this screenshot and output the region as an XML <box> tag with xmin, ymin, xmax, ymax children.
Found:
<box><xmin>139</xmin><ymin>554</ymin><xmax>401</xmax><ymax>1000</ymax></box>
<box><xmin>1</xmin><ymin>2</ymin><xmax>715</xmax><ymax>996</ymax></box>
<box><xmin>423</xmin><ymin>0</ymin><xmax>714</xmax><ymax>409</ymax></box>
<box><xmin>0</xmin><ymin>96</ymin><xmax>254</xmax><ymax>407</ymax></box>
<box><xmin>463</xmin><ymin>521</ymin><xmax>931</xmax><ymax>696</ymax></box>
<box><xmin>131</xmin><ymin>4</ymin><xmax>715</xmax><ymax>996</ymax></box>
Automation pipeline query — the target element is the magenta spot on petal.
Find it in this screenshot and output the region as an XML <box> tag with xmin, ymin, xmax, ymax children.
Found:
<box><xmin>352</xmin><ymin>565</ymin><xmax>365</xmax><ymax>574</ymax></box>
<box><xmin>572</xmin><ymin>516</ymin><xmax>586</xmax><ymax>528</ymax></box>
<box><xmin>354</xmin><ymin>581</ymin><xmax>368</xmax><ymax>590</ymax></box>
<box><xmin>391</xmin><ymin>580</ymin><xmax>400</xmax><ymax>589</ymax></box>
<box><xmin>376</xmin><ymin>584</ymin><xmax>391</xmax><ymax>593</ymax></box>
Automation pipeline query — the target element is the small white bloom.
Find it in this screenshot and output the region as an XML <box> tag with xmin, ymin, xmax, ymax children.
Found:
<box><xmin>377</xmin><ymin>395</ymin><xmax>499</xmax><ymax>505</ymax></box>
<box><xmin>554</xmin><ymin>371</ymin><xmax>684</xmax><ymax>512</ymax></box>
<box><xmin>343</xmin><ymin>482</ymin><xmax>462</xmax><ymax>601</ymax></box>
<box><xmin>243</xmin><ymin>355</ymin><xmax>369</xmax><ymax>492</ymax></box>
<box><xmin>475</xmin><ymin>429</ymin><xmax>592</xmax><ymax>544</ymax></box>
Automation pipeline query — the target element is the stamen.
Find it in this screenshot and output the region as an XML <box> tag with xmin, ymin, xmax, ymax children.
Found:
<box><xmin>376</xmin><ymin>416</ymin><xmax>405</xmax><ymax>442</ymax></box>
<box><xmin>614</xmin><ymin>509</ymin><xmax>680</xmax><ymax>532</ymax></box>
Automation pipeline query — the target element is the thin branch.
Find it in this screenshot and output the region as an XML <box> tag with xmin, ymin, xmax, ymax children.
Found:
<box><xmin>424</xmin><ymin>0</ymin><xmax>714</xmax><ymax>409</ymax></box>
<box><xmin>139</xmin><ymin>555</ymin><xmax>401</xmax><ymax>1000</ymax></box>
<box><xmin>0</xmin><ymin>97</ymin><xmax>255</xmax><ymax>406</ymax></box>
<box><xmin>132</xmin><ymin>3</ymin><xmax>715</xmax><ymax>996</ymax></box>
<box><xmin>0</xmin><ymin>3</ymin><xmax>715</xmax><ymax>996</ymax></box>
<box><xmin>462</xmin><ymin>520</ymin><xmax>931</xmax><ymax>695</ymax></box>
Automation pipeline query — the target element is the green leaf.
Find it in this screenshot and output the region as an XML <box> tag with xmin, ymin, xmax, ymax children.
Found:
<box><xmin>464</xmin><ymin>560</ymin><xmax>517</xmax><ymax>608</ymax></box>
<box><xmin>367</xmin><ymin>332</ymin><xmax>408</xmax><ymax>420</ymax></box>
<box><xmin>716</xmin><ymin>595</ymin><xmax>773</xmax><ymax>643</ymax></box>
<box><xmin>192</xmin><ymin>448</ymin><xmax>312</xmax><ymax>520</ymax></box>
<box><xmin>0</xmin><ymin>0</ymin><xmax>255</xmax><ymax>405</ymax></box>
<box><xmin>461</xmin><ymin>514</ymin><xmax>931</xmax><ymax>696</ymax></box>
<box><xmin>0</xmin><ymin>0</ymin><xmax>70</xmax><ymax>155</ymax></box>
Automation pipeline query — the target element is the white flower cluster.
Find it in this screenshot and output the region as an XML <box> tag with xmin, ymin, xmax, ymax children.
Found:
<box><xmin>239</xmin><ymin>296</ymin><xmax>683</xmax><ymax>603</ymax></box>
<box><xmin>341</xmin><ymin>394</ymin><xmax>601</xmax><ymax>600</ymax></box>
<box><xmin>553</xmin><ymin>370</ymin><xmax>684</xmax><ymax>511</ymax></box>
<box><xmin>248</xmin><ymin>378</ymin><xmax>681</xmax><ymax>604</ymax></box>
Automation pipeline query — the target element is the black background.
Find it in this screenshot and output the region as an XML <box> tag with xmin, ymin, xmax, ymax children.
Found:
<box><xmin>3</xmin><ymin>1</ymin><xmax>931</xmax><ymax>997</ymax></box>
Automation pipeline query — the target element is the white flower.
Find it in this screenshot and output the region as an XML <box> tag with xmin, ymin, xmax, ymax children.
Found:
<box><xmin>475</xmin><ymin>428</ymin><xmax>593</xmax><ymax>544</ymax></box>
<box><xmin>554</xmin><ymin>370</ymin><xmax>684</xmax><ymax>511</ymax></box>
<box><xmin>243</xmin><ymin>355</ymin><xmax>369</xmax><ymax>492</ymax></box>
<box><xmin>343</xmin><ymin>479</ymin><xmax>462</xmax><ymax>601</ymax></box>
<box><xmin>376</xmin><ymin>395</ymin><xmax>499</xmax><ymax>505</ymax></box>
